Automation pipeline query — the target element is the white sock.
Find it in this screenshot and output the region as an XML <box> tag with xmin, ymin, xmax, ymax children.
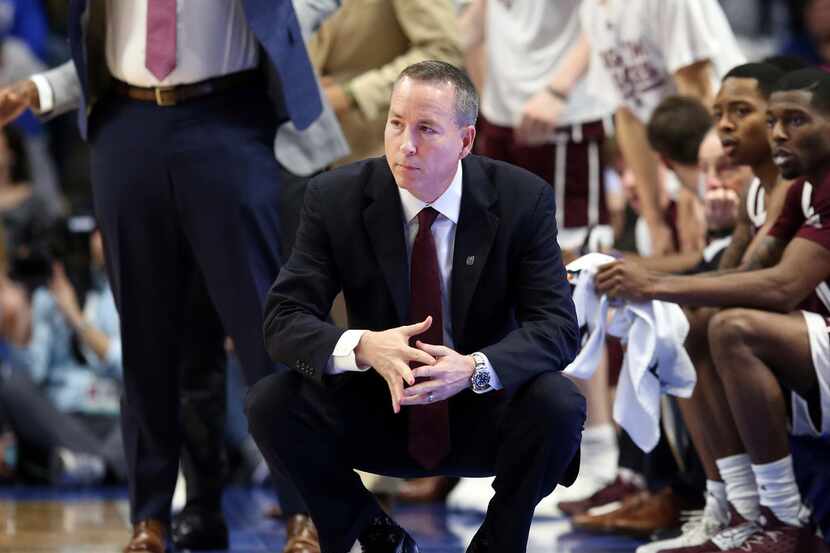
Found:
<box><xmin>582</xmin><ymin>423</ymin><xmax>617</xmax><ymax>446</ymax></box>
<box><xmin>704</xmin><ymin>480</ymin><xmax>729</xmax><ymax>523</ymax></box>
<box><xmin>752</xmin><ymin>456</ymin><xmax>803</xmax><ymax>527</ymax></box>
<box><xmin>716</xmin><ymin>454</ymin><xmax>760</xmax><ymax>521</ymax></box>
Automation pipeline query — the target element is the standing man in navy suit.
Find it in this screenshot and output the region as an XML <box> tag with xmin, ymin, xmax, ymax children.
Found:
<box><xmin>248</xmin><ymin>61</ymin><xmax>587</xmax><ymax>553</ymax></box>
<box><xmin>0</xmin><ymin>1</ymin><xmax>340</xmax><ymax>552</ymax></box>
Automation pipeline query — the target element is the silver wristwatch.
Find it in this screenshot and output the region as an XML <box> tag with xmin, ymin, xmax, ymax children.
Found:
<box><xmin>470</xmin><ymin>352</ymin><xmax>491</xmax><ymax>393</ymax></box>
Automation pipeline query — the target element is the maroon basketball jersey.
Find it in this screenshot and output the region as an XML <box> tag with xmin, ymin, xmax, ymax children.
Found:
<box><xmin>769</xmin><ymin>176</ymin><xmax>830</xmax><ymax>316</ymax></box>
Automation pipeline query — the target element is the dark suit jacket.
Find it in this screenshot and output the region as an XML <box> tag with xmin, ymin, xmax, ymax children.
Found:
<box><xmin>264</xmin><ymin>155</ymin><xmax>579</xmax><ymax>393</ymax></box>
<box><xmin>67</xmin><ymin>0</ymin><xmax>321</xmax><ymax>137</ymax></box>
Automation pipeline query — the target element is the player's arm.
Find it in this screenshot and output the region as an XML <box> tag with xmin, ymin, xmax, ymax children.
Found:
<box><xmin>615</xmin><ymin>107</ymin><xmax>675</xmax><ymax>255</ymax></box>
<box><xmin>515</xmin><ymin>31</ymin><xmax>590</xmax><ymax>145</ymax></box>
<box><xmin>458</xmin><ymin>0</ymin><xmax>487</xmax><ymax>91</ymax></box>
<box><xmin>741</xmin><ymin>179</ymin><xmax>793</xmax><ymax>264</ymax></box>
<box><xmin>597</xmin><ymin>234</ymin><xmax>822</xmax><ymax>311</ymax></box>
<box><xmin>622</xmin><ymin>250</ymin><xmax>704</xmax><ymax>274</ymax></box>
<box><xmin>717</xmin><ymin>185</ymin><xmax>754</xmax><ymax>270</ymax></box>
<box><xmin>673</xmin><ymin>60</ymin><xmax>715</xmax><ymax>108</ymax></box>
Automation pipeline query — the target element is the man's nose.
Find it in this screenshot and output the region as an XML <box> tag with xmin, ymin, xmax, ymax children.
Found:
<box><xmin>770</xmin><ymin>121</ymin><xmax>787</xmax><ymax>144</ymax></box>
<box><xmin>716</xmin><ymin>113</ymin><xmax>734</xmax><ymax>133</ymax></box>
<box><xmin>400</xmin><ymin>133</ymin><xmax>416</xmax><ymax>155</ymax></box>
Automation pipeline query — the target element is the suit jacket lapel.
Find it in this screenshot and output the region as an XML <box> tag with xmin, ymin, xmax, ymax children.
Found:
<box><xmin>363</xmin><ymin>165</ymin><xmax>409</xmax><ymax>325</ymax></box>
<box><xmin>451</xmin><ymin>157</ymin><xmax>499</xmax><ymax>344</ymax></box>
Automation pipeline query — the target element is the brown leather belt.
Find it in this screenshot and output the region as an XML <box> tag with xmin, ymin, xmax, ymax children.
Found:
<box><xmin>112</xmin><ymin>70</ymin><xmax>260</xmax><ymax>107</ymax></box>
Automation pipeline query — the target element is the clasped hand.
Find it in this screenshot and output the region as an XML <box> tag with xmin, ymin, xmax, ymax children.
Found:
<box><xmin>355</xmin><ymin>316</ymin><xmax>476</xmax><ymax>413</ymax></box>
<box><xmin>595</xmin><ymin>259</ymin><xmax>655</xmax><ymax>303</ymax></box>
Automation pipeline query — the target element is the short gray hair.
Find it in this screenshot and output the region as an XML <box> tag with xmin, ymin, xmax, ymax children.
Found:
<box><xmin>394</xmin><ymin>60</ymin><xmax>479</xmax><ymax>127</ymax></box>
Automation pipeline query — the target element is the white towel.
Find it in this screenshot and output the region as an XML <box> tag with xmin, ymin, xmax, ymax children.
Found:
<box><xmin>564</xmin><ymin>254</ymin><xmax>697</xmax><ymax>452</ymax></box>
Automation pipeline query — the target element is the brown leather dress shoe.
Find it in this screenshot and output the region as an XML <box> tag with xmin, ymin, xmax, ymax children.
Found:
<box><xmin>123</xmin><ymin>519</ymin><xmax>166</xmax><ymax>553</ymax></box>
<box><xmin>283</xmin><ymin>514</ymin><xmax>321</xmax><ymax>553</ymax></box>
<box><xmin>606</xmin><ymin>487</ymin><xmax>685</xmax><ymax>537</ymax></box>
<box><xmin>397</xmin><ymin>477</ymin><xmax>459</xmax><ymax>504</ymax></box>
<box><xmin>571</xmin><ymin>490</ymin><xmax>650</xmax><ymax>532</ymax></box>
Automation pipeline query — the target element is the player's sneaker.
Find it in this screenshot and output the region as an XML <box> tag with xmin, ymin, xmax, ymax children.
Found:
<box><xmin>636</xmin><ymin>493</ymin><xmax>730</xmax><ymax>553</ymax></box>
<box><xmin>721</xmin><ymin>506</ymin><xmax>825</xmax><ymax>553</ymax></box>
<box><xmin>654</xmin><ymin>505</ymin><xmax>761</xmax><ymax>553</ymax></box>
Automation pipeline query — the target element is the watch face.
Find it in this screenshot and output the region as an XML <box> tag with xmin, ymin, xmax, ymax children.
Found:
<box><xmin>473</xmin><ymin>369</ymin><xmax>490</xmax><ymax>391</ymax></box>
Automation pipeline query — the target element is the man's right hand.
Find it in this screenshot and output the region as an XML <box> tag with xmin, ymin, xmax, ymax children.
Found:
<box><xmin>355</xmin><ymin>317</ymin><xmax>437</xmax><ymax>414</ymax></box>
<box><xmin>0</xmin><ymin>80</ymin><xmax>40</xmax><ymax>127</ymax></box>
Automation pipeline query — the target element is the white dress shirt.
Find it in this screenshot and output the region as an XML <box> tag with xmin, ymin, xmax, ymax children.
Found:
<box><xmin>326</xmin><ymin>161</ymin><xmax>502</xmax><ymax>393</ymax></box>
<box><xmin>106</xmin><ymin>0</ymin><xmax>259</xmax><ymax>87</ymax></box>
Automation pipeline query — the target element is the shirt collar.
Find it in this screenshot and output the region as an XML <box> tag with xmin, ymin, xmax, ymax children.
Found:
<box><xmin>398</xmin><ymin>161</ymin><xmax>463</xmax><ymax>225</ymax></box>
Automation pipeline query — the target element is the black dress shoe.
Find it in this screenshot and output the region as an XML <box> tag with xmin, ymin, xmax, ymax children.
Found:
<box><xmin>171</xmin><ymin>508</ymin><xmax>229</xmax><ymax>550</ymax></box>
<box><xmin>357</xmin><ymin>514</ymin><xmax>419</xmax><ymax>553</ymax></box>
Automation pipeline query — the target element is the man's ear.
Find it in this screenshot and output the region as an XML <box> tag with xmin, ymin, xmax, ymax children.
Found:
<box><xmin>460</xmin><ymin>125</ymin><xmax>476</xmax><ymax>159</ymax></box>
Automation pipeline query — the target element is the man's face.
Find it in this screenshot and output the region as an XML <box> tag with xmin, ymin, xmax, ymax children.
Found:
<box><xmin>767</xmin><ymin>90</ymin><xmax>830</xmax><ymax>180</ymax></box>
<box><xmin>698</xmin><ymin>131</ymin><xmax>754</xmax><ymax>195</ymax></box>
<box><xmin>713</xmin><ymin>77</ymin><xmax>771</xmax><ymax>167</ymax></box>
<box><xmin>384</xmin><ymin>77</ymin><xmax>474</xmax><ymax>202</ymax></box>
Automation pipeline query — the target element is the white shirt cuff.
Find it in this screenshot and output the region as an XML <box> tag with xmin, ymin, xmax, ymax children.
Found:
<box><xmin>29</xmin><ymin>74</ymin><xmax>54</xmax><ymax>114</ymax></box>
<box><xmin>472</xmin><ymin>351</ymin><xmax>503</xmax><ymax>394</ymax></box>
<box><xmin>325</xmin><ymin>329</ymin><xmax>371</xmax><ymax>374</ymax></box>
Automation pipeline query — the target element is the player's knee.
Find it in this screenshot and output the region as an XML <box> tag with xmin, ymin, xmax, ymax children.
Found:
<box><xmin>708</xmin><ymin>308</ymin><xmax>758</xmax><ymax>357</ymax></box>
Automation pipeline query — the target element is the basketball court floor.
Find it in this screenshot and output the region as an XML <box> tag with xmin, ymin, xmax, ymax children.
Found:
<box><xmin>0</xmin><ymin>485</ymin><xmax>644</xmax><ymax>553</ymax></box>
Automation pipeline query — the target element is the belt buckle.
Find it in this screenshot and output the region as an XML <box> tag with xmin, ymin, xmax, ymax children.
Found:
<box><xmin>154</xmin><ymin>86</ymin><xmax>177</xmax><ymax>107</ymax></box>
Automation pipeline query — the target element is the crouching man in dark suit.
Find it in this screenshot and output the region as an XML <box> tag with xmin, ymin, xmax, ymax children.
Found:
<box><xmin>247</xmin><ymin>60</ymin><xmax>586</xmax><ymax>553</ymax></box>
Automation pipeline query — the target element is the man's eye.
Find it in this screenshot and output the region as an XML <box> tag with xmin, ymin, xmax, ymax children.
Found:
<box><xmin>766</xmin><ymin>116</ymin><xmax>776</xmax><ymax>128</ymax></box>
<box><xmin>420</xmin><ymin>126</ymin><xmax>435</xmax><ymax>134</ymax></box>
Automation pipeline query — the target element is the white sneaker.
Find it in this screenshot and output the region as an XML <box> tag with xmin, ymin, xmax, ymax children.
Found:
<box><xmin>636</xmin><ymin>502</ymin><xmax>730</xmax><ymax>553</ymax></box>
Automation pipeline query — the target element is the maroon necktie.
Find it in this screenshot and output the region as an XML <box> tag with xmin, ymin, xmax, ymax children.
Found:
<box><xmin>145</xmin><ymin>0</ymin><xmax>177</xmax><ymax>80</ymax></box>
<box><xmin>408</xmin><ymin>207</ymin><xmax>451</xmax><ymax>469</ymax></box>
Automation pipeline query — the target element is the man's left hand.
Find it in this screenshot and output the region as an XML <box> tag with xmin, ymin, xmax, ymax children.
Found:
<box><xmin>321</xmin><ymin>77</ymin><xmax>353</xmax><ymax>116</ymax></box>
<box><xmin>595</xmin><ymin>259</ymin><xmax>656</xmax><ymax>303</ymax></box>
<box><xmin>515</xmin><ymin>89</ymin><xmax>563</xmax><ymax>146</ymax></box>
<box><xmin>400</xmin><ymin>341</ymin><xmax>475</xmax><ymax>405</ymax></box>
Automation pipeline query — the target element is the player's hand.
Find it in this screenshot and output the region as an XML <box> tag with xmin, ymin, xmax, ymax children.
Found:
<box><xmin>0</xmin><ymin>80</ymin><xmax>40</xmax><ymax>127</ymax></box>
<box><xmin>515</xmin><ymin>88</ymin><xmax>564</xmax><ymax>146</ymax></box>
<box><xmin>400</xmin><ymin>342</ymin><xmax>476</xmax><ymax>405</ymax></box>
<box><xmin>355</xmin><ymin>317</ymin><xmax>437</xmax><ymax>413</ymax></box>
<box><xmin>704</xmin><ymin>187</ymin><xmax>740</xmax><ymax>231</ymax></box>
<box><xmin>595</xmin><ymin>259</ymin><xmax>656</xmax><ymax>303</ymax></box>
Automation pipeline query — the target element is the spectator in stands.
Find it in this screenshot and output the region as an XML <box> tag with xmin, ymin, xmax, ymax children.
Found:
<box><xmin>0</xmin><ymin>31</ymin><xmax>64</xmax><ymax>219</ymax></box>
<box><xmin>0</xmin><ymin>126</ymin><xmax>53</xmax><ymax>264</ymax></box>
<box><xmin>0</xmin><ymin>0</ymin><xmax>49</xmax><ymax>61</ymax></box>
<box><xmin>0</xmin><ymin>219</ymin><xmax>126</xmax><ymax>486</ymax></box>
<box><xmin>781</xmin><ymin>0</ymin><xmax>830</xmax><ymax>66</ymax></box>
<box><xmin>309</xmin><ymin>0</ymin><xmax>462</xmax><ymax>166</ymax></box>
